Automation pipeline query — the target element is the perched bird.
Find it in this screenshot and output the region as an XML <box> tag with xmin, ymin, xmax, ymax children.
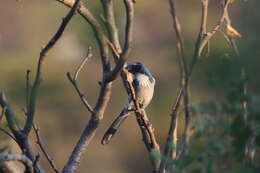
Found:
<box><xmin>101</xmin><ymin>62</ymin><xmax>155</xmax><ymax>145</ymax></box>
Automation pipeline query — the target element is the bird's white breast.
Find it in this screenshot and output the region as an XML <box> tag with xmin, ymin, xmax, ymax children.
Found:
<box><xmin>135</xmin><ymin>74</ymin><xmax>155</xmax><ymax>87</ymax></box>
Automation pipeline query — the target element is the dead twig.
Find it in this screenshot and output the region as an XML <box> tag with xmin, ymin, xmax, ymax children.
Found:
<box><xmin>32</xmin><ymin>124</ymin><xmax>60</xmax><ymax>173</ymax></box>
<box><xmin>25</xmin><ymin>70</ymin><xmax>31</xmax><ymax>111</ymax></box>
<box><xmin>106</xmin><ymin>0</ymin><xmax>135</xmax><ymax>82</ymax></box>
<box><xmin>0</xmin><ymin>127</ymin><xmax>18</xmax><ymax>143</ymax></box>
<box><xmin>67</xmin><ymin>47</ymin><xmax>94</xmax><ymax>114</ymax></box>
<box><xmin>23</xmin><ymin>0</ymin><xmax>81</xmax><ymax>135</ymax></box>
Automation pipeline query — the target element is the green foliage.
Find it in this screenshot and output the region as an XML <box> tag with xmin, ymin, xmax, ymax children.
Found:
<box><xmin>166</xmin><ymin>54</ymin><xmax>260</xmax><ymax>173</ymax></box>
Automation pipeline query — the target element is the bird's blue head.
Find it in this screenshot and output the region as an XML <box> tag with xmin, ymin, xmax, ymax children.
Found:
<box><xmin>126</xmin><ymin>62</ymin><xmax>154</xmax><ymax>82</ymax></box>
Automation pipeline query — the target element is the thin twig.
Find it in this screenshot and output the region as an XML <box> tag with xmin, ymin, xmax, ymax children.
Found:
<box><xmin>0</xmin><ymin>154</ymin><xmax>34</xmax><ymax>173</ymax></box>
<box><xmin>32</xmin><ymin>124</ymin><xmax>60</xmax><ymax>173</ymax></box>
<box><xmin>101</xmin><ymin>0</ymin><xmax>122</xmax><ymax>55</ymax></box>
<box><xmin>26</xmin><ymin>70</ymin><xmax>31</xmax><ymax>110</ymax></box>
<box><xmin>0</xmin><ymin>91</ymin><xmax>44</xmax><ymax>173</ymax></box>
<box><xmin>58</xmin><ymin>1</ymin><xmax>115</xmax><ymax>173</ymax></box>
<box><xmin>67</xmin><ymin>73</ymin><xmax>94</xmax><ymax>114</ymax></box>
<box><xmin>106</xmin><ymin>0</ymin><xmax>135</xmax><ymax>82</ymax></box>
<box><xmin>190</xmin><ymin>0</ymin><xmax>229</xmax><ymax>73</ymax></box>
<box><xmin>56</xmin><ymin>0</ymin><xmax>111</xmax><ymax>72</ymax></box>
<box><xmin>66</xmin><ymin>48</ymin><xmax>94</xmax><ymax>113</ymax></box>
<box><xmin>73</xmin><ymin>47</ymin><xmax>93</xmax><ymax>81</ymax></box>
<box><xmin>160</xmin><ymin>0</ymin><xmax>188</xmax><ymax>171</ymax></box>
<box><xmin>0</xmin><ymin>127</ymin><xmax>18</xmax><ymax>143</ymax></box>
<box><xmin>23</xmin><ymin>0</ymin><xmax>81</xmax><ymax>135</ymax></box>
<box><xmin>0</xmin><ymin>91</ymin><xmax>20</xmax><ymax>135</ymax></box>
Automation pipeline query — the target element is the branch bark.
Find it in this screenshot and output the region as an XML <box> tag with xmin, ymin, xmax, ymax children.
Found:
<box><xmin>101</xmin><ymin>1</ymin><xmax>160</xmax><ymax>171</ymax></box>
<box><xmin>0</xmin><ymin>154</ymin><xmax>33</xmax><ymax>173</ymax></box>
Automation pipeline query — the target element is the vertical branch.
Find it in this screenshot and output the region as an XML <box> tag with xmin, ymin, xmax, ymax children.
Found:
<box><xmin>58</xmin><ymin>1</ymin><xmax>114</xmax><ymax>173</ymax></box>
<box><xmin>101</xmin><ymin>0</ymin><xmax>122</xmax><ymax>55</ymax></box>
<box><xmin>102</xmin><ymin>0</ymin><xmax>161</xmax><ymax>170</ymax></box>
<box><xmin>160</xmin><ymin>0</ymin><xmax>188</xmax><ymax>171</ymax></box>
<box><xmin>0</xmin><ymin>91</ymin><xmax>20</xmax><ymax>135</ymax></box>
<box><xmin>24</xmin><ymin>0</ymin><xmax>81</xmax><ymax>135</ymax></box>
<box><xmin>179</xmin><ymin>0</ymin><xmax>209</xmax><ymax>158</ymax></box>
<box><xmin>1</xmin><ymin>1</ymin><xmax>81</xmax><ymax>173</ymax></box>
<box><xmin>106</xmin><ymin>0</ymin><xmax>134</xmax><ymax>82</ymax></box>
<box><xmin>0</xmin><ymin>91</ymin><xmax>44</xmax><ymax>173</ymax></box>
<box><xmin>121</xmin><ymin>70</ymin><xmax>161</xmax><ymax>173</ymax></box>
<box><xmin>25</xmin><ymin>70</ymin><xmax>31</xmax><ymax>110</ymax></box>
<box><xmin>33</xmin><ymin>125</ymin><xmax>60</xmax><ymax>173</ymax></box>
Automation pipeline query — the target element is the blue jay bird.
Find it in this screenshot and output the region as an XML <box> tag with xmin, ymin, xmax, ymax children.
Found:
<box><xmin>101</xmin><ymin>62</ymin><xmax>155</xmax><ymax>145</ymax></box>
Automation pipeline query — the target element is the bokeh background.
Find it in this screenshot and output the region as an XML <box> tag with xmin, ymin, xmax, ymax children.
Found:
<box><xmin>0</xmin><ymin>0</ymin><xmax>259</xmax><ymax>172</ymax></box>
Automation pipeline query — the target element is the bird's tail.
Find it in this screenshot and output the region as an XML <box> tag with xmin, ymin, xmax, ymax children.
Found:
<box><xmin>101</xmin><ymin>109</ymin><xmax>131</xmax><ymax>145</ymax></box>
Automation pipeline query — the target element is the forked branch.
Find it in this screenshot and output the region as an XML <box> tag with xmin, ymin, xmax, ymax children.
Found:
<box><xmin>24</xmin><ymin>0</ymin><xmax>81</xmax><ymax>135</ymax></box>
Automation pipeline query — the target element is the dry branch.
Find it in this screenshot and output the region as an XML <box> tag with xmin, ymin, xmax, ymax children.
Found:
<box><xmin>0</xmin><ymin>154</ymin><xmax>33</xmax><ymax>173</ymax></box>
<box><xmin>1</xmin><ymin>1</ymin><xmax>80</xmax><ymax>173</ymax></box>
<box><xmin>59</xmin><ymin>1</ymin><xmax>114</xmax><ymax>172</ymax></box>
<box><xmin>33</xmin><ymin>125</ymin><xmax>60</xmax><ymax>173</ymax></box>
<box><xmin>67</xmin><ymin>47</ymin><xmax>94</xmax><ymax>113</ymax></box>
<box><xmin>24</xmin><ymin>0</ymin><xmax>81</xmax><ymax>135</ymax></box>
<box><xmin>101</xmin><ymin>0</ymin><xmax>160</xmax><ymax>171</ymax></box>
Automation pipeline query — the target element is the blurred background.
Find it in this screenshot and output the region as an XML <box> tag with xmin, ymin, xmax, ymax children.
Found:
<box><xmin>0</xmin><ymin>0</ymin><xmax>259</xmax><ymax>172</ymax></box>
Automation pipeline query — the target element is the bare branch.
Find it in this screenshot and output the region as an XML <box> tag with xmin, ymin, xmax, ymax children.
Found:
<box><xmin>101</xmin><ymin>0</ymin><xmax>122</xmax><ymax>55</ymax></box>
<box><xmin>66</xmin><ymin>47</ymin><xmax>94</xmax><ymax>114</ymax></box>
<box><xmin>73</xmin><ymin>47</ymin><xmax>93</xmax><ymax>81</ymax></box>
<box><xmin>57</xmin><ymin>0</ymin><xmax>111</xmax><ymax>72</ymax></box>
<box><xmin>0</xmin><ymin>127</ymin><xmax>18</xmax><ymax>143</ymax></box>
<box><xmin>190</xmin><ymin>0</ymin><xmax>230</xmax><ymax>73</ymax></box>
<box><xmin>121</xmin><ymin>69</ymin><xmax>160</xmax><ymax>172</ymax></box>
<box><xmin>33</xmin><ymin>125</ymin><xmax>60</xmax><ymax>173</ymax></box>
<box><xmin>0</xmin><ymin>91</ymin><xmax>44</xmax><ymax>173</ymax></box>
<box><xmin>106</xmin><ymin>0</ymin><xmax>135</xmax><ymax>82</ymax></box>
<box><xmin>0</xmin><ymin>91</ymin><xmax>20</xmax><ymax>135</ymax></box>
<box><xmin>160</xmin><ymin>87</ymin><xmax>183</xmax><ymax>172</ymax></box>
<box><xmin>0</xmin><ymin>154</ymin><xmax>33</xmax><ymax>173</ymax></box>
<box><xmin>25</xmin><ymin>70</ymin><xmax>31</xmax><ymax>111</ymax></box>
<box><xmin>23</xmin><ymin>0</ymin><xmax>81</xmax><ymax>135</ymax></box>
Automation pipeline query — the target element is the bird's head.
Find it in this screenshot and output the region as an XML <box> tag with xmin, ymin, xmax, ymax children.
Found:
<box><xmin>126</xmin><ymin>62</ymin><xmax>154</xmax><ymax>82</ymax></box>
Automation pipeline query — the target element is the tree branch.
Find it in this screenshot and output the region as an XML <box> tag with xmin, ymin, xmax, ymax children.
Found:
<box><xmin>33</xmin><ymin>124</ymin><xmax>60</xmax><ymax>173</ymax></box>
<box><xmin>23</xmin><ymin>0</ymin><xmax>81</xmax><ymax>135</ymax></box>
<box><xmin>106</xmin><ymin>0</ymin><xmax>135</xmax><ymax>82</ymax></box>
<box><xmin>121</xmin><ymin>69</ymin><xmax>161</xmax><ymax>173</ymax></box>
<box><xmin>0</xmin><ymin>154</ymin><xmax>33</xmax><ymax>173</ymax></box>
<box><xmin>0</xmin><ymin>90</ymin><xmax>44</xmax><ymax>173</ymax></box>
<box><xmin>67</xmin><ymin>47</ymin><xmax>94</xmax><ymax>114</ymax></box>
<box><xmin>101</xmin><ymin>0</ymin><xmax>122</xmax><ymax>55</ymax></box>
<box><xmin>0</xmin><ymin>127</ymin><xmax>18</xmax><ymax>143</ymax></box>
<box><xmin>0</xmin><ymin>91</ymin><xmax>20</xmax><ymax>135</ymax></box>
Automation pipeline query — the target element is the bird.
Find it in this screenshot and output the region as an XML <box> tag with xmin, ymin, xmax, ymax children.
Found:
<box><xmin>101</xmin><ymin>62</ymin><xmax>155</xmax><ymax>145</ymax></box>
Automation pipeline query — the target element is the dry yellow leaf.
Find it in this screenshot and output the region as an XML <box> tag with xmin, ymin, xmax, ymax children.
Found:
<box><xmin>226</xmin><ymin>25</ymin><xmax>242</xmax><ymax>38</ymax></box>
